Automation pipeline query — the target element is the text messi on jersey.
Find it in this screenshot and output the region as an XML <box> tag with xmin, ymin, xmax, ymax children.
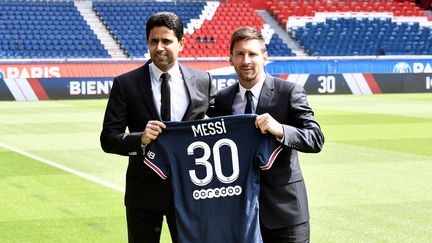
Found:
<box><xmin>191</xmin><ymin>118</ymin><xmax>227</xmax><ymax>137</ymax></box>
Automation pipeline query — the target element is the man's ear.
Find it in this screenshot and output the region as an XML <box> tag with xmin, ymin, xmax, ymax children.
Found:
<box><xmin>178</xmin><ymin>37</ymin><xmax>185</xmax><ymax>51</ymax></box>
<box><xmin>263</xmin><ymin>51</ymin><xmax>269</xmax><ymax>62</ymax></box>
<box><xmin>229</xmin><ymin>56</ymin><xmax>233</xmax><ymax>66</ymax></box>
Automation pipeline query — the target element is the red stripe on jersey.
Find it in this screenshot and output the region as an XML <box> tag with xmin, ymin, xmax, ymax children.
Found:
<box><xmin>143</xmin><ymin>158</ymin><xmax>167</xmax><ymax>179</ymax></box>
<box><xmin>278</xmin><ymin>74</ymin><xmax>289</xmax><ymax>80</ymax></box>
<box><xmin>363</xmin><ymin>74</ymin><xmax>382</xmax><ymax>94</ymax></box>
<box><xmin>260</xmin><ymin>145</ymin><xmax>283</xmax><ymax>170</ymax></box>
<box><xmin>27</xmin><ymin>78</ymin><xmax>49</xmax><ymax>100</ymax></box>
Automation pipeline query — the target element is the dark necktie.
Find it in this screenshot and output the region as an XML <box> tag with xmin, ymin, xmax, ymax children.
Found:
<box><xmin>244</xmin><ymin>90</ymin><xmax>253</xmax><ymax>114</ymax></box>
<box><xmin>160</xmin><ymin>72</ymin><xmax>171</xmax><ymax>121</ymax></box>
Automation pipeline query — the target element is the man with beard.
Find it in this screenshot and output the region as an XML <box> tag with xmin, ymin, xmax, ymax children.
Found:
<box><xmin>208</xmin><ymin>27</ymin><xmax>324</xmax><ymax>243</ymax></box>
<box><xmin>100</xmin><ymin>12</ymin><xmax>216</xmax><ymax>243</ymax></box>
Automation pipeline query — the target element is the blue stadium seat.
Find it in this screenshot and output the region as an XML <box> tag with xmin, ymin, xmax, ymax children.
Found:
<box><xmin>1</xmin><ymin>1</ymin><xmax>110</xmax><ymax>59</ymax></box>
<box><xmin>93</xmin><ymin>1</ymin><xmax>206</xmax><ymax>58</ymax></box>
<box><xmin>294</xmin><ymin>17</ymin><xmax>432</xmax><ymax>56</ymax></box>
<box><xmin>266</xmin><ymin>34</ymin><xmax>295</xmax><ymax>57</ymax></box>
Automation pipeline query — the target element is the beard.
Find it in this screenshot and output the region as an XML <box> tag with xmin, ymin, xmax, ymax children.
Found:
<box><xmin>237</xmin><ymin>68</ymin><xmax>259</xmax><ymax>83</ymax></box>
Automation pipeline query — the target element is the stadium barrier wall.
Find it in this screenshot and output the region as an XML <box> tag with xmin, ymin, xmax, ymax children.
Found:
<box><xmin>1</xmin><ymin>59</ymin><xmax>431</xmax><ymax>101</ymax></box>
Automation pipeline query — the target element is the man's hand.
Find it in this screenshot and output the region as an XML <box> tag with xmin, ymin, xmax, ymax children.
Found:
<box><xmin>141</xmin><ymin>120</ymin><xmax>166</xmax><ymax>145</ymax></box>
<box><xmin>255</xmin><ymin>113</ymin><xmax>284</xmax><ymax>140</ymax></box>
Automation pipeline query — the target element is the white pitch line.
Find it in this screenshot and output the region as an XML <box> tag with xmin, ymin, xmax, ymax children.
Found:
<box><xmin>0</xmin><ymin>143</ymin><xmax>125</xmax><ymax>193</ymax></box>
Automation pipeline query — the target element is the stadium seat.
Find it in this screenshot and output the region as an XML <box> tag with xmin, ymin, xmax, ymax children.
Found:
<box><xmin>93</xmin><ymin>1</ymin><xmax>206</xmax><ymax>58</ymax></box>
<box><xmin>293</xmin><ymin>17</ymin><xmax>432</xmax><ymax>56</ymax></box>
<box><xmin>1</xmin><ymin>1</ymin><xmax>109</xmax><ymax>59</ymax></box>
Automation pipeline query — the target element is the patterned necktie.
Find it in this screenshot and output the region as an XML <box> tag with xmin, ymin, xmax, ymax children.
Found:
<box><xmin>244</xmin><ymin>90</ymin><xmax>253</xmax><ymax>114</ymax></box>
<box><xmin>160</xmin><ymin>72</ymin><xmax>171</xmax><ymax>121</ymax></box>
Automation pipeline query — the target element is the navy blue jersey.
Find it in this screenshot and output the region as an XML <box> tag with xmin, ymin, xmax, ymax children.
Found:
<box><xmin>144</xmin><ymin>114</ymin><xmax>282</xmax><ymax>243</ymax></box>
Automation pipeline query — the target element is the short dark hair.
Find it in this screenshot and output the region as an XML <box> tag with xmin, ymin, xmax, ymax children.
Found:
<box><xmin>230</xmin><ymin>27</ymin><xmax>266</xmax><ymax>55</ymax></box>
<box><xmin>146</xmin><ymin>12</ymin><xmax>184</xmax><ymax>41</ymax></box>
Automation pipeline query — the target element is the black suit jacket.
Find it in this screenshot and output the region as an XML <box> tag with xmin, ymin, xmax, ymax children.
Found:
<box><xmin>101</xmin><ymin>60</ymin><xmax>217</xmax><ymax>210</ymax></box>
<box><xmin>208</xmin><ymin>74</ymin><xmax>324</xmax><ymax>228</ymax></box>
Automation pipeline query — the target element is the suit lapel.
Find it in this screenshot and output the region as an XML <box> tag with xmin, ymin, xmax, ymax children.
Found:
<box><xmin>216</xmin><ymin>83</ymin><xmax>238</xmax><ymax>115</ymax></box>
<box><xmin>137</xmin><ymin>60</ymin><xmax>160</xmax><ymax>120</ymax></box>
<box><xmin>256</xmin><ymin>74</ymin><xmax>275</xmax><ymax>114</ymax></box>
<box><xmin>225</xmin><ymin>83</ymin><xmax>238</xmax><ymax>115</ymax></box>
<box><xmin>179</xmin><ymin>64</ymin><xmax>195</xmax><ymax>121</ymax></box>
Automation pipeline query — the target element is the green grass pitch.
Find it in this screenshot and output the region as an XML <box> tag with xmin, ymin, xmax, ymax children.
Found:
<box><xmin>0</xmin><ymin>94</ymin><xmax>431</xmax><ymax>242</ymax></box>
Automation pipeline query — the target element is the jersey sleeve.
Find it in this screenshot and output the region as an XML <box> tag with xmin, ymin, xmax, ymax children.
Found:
<box><xmin>143</xmin><ymin>141</ymin><xmax>170</xmax><ymax>179</ymax></box>
<box><xmin>257</xmin><ymin>134</ymin><xmax>283</xmax><ymax>171</ymax></box>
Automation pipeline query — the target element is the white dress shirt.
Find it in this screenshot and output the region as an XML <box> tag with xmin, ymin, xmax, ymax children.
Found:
<box><xmin>233</xmin><ymin>75</ymin><xmax>285</xmax><ymax>142</ymax></box>
<box><xmin>150</xmin><ymin>62</ymin><xmax>189</xmax><ymax>121</ymax></box>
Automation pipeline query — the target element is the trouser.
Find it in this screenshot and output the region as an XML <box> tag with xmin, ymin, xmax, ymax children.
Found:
<box><xmin>126</xmin><ymin>204</ymin><xmax>177</xmax><ymax>243</ymax></box>
<box><xmin>261</xmin><ymin>221</ymin><xmax>310</xmax><ymax>243</ymax></box>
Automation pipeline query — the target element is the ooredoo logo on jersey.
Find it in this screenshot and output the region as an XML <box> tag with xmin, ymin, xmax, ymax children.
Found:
<box><xmin>192</xmin><ymin>185</ymin><xmax>242</xmax><ymax>200</ymax></box>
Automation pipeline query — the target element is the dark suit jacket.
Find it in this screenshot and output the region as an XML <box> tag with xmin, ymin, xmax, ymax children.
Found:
<box><xmin>208</xmin><ymin>74</ymin><xmax>324</xmax><ymax>228</ymax></box>
<box><xmin>100</xmin><ymin>60</ymin><xmax>217</xmax><ymax>210</ymax></box>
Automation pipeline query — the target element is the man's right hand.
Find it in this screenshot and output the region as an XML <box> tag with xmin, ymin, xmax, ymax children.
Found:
<box><xmin>141</xmin><ymin>120</ymin><xmax>166</xmax><ymax>145</ymax></box>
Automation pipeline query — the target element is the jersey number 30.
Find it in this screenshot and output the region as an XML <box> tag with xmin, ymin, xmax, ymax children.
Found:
<box><xmin>187</xmin><ymin>138</ymin><xmax>239</xmax><ymax>186</ymax></box>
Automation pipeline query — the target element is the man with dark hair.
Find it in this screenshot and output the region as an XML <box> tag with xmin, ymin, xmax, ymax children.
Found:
<box><xmin>208</xmin><ymin>27</ymin><xmax>324</xmax><ymax>243</ymax></box>
<box><xmin>145</xmin><ymin>12</ymin><xmax>185</xmax><ymax>47</ymax></box>
<box><xmin>100</xmin><ymin>12</ymin><xmax>216</xmax><ymax>243</ymax></box>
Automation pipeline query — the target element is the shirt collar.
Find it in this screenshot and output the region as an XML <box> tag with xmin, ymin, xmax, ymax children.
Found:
<box><xmin>238</xmin><ymin>75</ymin><xmax>266</xmax><ymax>101</ymax></box>
<box><xmin>150</xmin><ymin>62</ymin><xmax>181</xmax><ymax>81</ymax></box>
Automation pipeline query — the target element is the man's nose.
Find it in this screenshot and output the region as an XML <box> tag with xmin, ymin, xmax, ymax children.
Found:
<box><xmin>242</xmin><ymin>54</ymin><xmax>251</xmax><ymax>64</ymax></box>
<box><xmin>156</xmin><ymin>41</ymin><xmax>164</xmax><ymax>50</ymax></box>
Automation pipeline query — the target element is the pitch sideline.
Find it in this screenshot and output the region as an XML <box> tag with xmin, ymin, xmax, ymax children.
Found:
<box><xmin>0</xmin><ymin>142</ymin><xmax>125</xmax><ymax>193</ymax></box>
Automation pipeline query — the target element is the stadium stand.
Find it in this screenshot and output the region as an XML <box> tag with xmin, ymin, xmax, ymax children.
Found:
<box><xmin>293</xmin><ymin>17</ymin><xmax>432</xmax><ymax>56</ymax></box>
<box><xmin>1</xmin><ymin>0</ymin><xmax>432</xmax><ymax>59</ymax></box>
<box><xmin>267</xmin><ymin>0</ymin><xmax>429</xmax><ymax>27</ymax></box>
<box><xmin>93</xmin><ymin>1</ymin><xmax>294</xmax><ymax>58</ymax></box>
<box><xmin>0</xmin><ymin>1</ymin><xmax>109</xmax><ymax>59</ymax></box>
<box><xmin>180</xmin><ymin>1</ymin><xmax>295</xmax><ymax>57</ymax></box>
<box><xmin>268</xmin><ymin>0</ymin><xmax>432</xmax><ymax>56</ymax></box>
<box><xmin>266</xmin><ymin>33</ymin><xmax>295</xmax><ymax>56</ymax></box>
<box><xmin>93</xmin><ymin>1</ymin><xmax>207</xmax><ymax>58</ymax></box>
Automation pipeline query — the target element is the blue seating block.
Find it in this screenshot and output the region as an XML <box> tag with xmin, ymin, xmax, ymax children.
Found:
<box><xmin>294</xmin><ymin>17</ymin><xmax>432</xmax><ymax>56</ymax></box>
<box><xmin>93</xmin><ymin>1</ymin><xmax>206</xmax><ymax>58</ymax></box>
<box><xmin>266</xmin><ymin>34</ymin><xmax>295</xmax><ymax>57</ymax></box>
<box><xmin>1</xmin><ymin>1</ymin><xmax>110</xmax><ymax>59</ymax></box>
